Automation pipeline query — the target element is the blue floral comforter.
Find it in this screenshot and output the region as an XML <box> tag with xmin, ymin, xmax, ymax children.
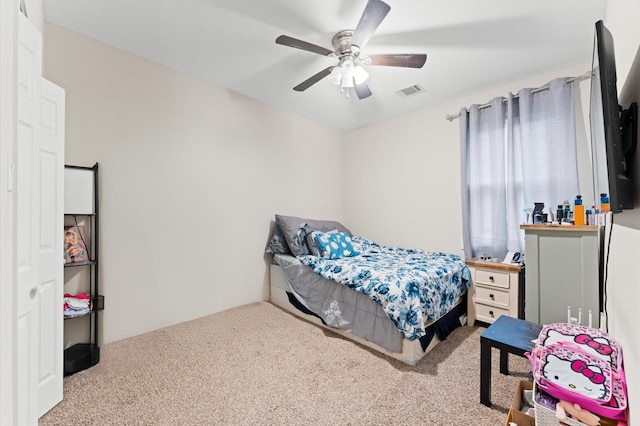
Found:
<box><xmin>298</xmin><ymin>236</ymin><xmax>471</xmax><ymax>341</ymax></box>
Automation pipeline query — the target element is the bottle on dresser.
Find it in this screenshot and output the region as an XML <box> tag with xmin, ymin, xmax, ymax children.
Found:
<box><xmin>574</xmin><ymin>195</ymin><xmax>584</xmax><ymax>226</ymax></box>
<box><xmin>600</xmin><ymin>193</ymin><xmax>610</xmax><ymax>212</ymax></box>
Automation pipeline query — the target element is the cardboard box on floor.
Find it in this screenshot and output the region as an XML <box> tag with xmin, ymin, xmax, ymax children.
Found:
<box><xmin>505</xmin><ymin>380</ymin><xmax>535</xmax><ymax>426</ymax></box>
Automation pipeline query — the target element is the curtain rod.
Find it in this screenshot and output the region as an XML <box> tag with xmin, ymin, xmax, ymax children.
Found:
<box><xmin>445</xmin><ymin>71</ymin><xmax>592</xmax><ymax>121</ymax></box>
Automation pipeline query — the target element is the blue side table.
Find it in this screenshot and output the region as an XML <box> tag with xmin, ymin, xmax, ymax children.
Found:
<box><xmin>480</xmin><ymin>315</ymin><xmax>542</xmax><ymax>406</ymax></box>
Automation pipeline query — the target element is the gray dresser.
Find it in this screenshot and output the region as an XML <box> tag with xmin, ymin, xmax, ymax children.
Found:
<box><xmin>520</xmin><ymin>224</ymin><xmax>602</xmax><ymax>327</ymax></box>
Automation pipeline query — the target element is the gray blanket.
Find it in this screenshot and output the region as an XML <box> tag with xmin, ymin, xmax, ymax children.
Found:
<box><xmin>274</xmin><ymin>254</ymin><xmax>404</xmax><ymax>352</ymax></box>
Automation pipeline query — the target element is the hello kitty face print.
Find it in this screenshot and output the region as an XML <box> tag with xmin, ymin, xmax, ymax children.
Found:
<box><xmin>543</xmin><ymin>329</ymin><xmax>614</xmax><ymax>365</ymax></box>
<box><xmin>530</xmin><ymin>324</ymin><xmax>626</xmax><ymax>419</ymax></box>
<box><xmin>542</xmin><ymin>354</ymin><xmax>608</xmax><ymax>400</ymax></box>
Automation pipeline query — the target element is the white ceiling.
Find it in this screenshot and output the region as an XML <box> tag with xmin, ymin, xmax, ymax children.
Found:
<box><xmin>43</xmin><ymin>0</ymin><xmax>608</xmax><ymax>131</ymax></box>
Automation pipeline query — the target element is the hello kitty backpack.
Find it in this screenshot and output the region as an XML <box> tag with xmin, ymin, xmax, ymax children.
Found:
<box><xmin>527</xmin><ymin>323</ymin><xmax>628</xmax><ymax>420</ymax></box>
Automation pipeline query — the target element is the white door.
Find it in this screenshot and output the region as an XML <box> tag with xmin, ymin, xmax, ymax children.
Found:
<box><xmin>16</xmin><ymin>12</ymin><xmax>43</xmax><ymax>425</ymax></box>
<box><xmin>16</xmin><ymin>13</ymin><xmax>64</xmax><ymax>424</ymax></box>
<box><xmin>36</xmin><ymin>79</ymin><xmax>65</xmax><ymax>417</ymax></box>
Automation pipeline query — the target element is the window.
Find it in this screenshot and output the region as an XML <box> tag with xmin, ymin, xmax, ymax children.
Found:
<box><xmin>460</xmin><ymin>78</ymin><xmax>580</xmax><ymax>259</ymax></box>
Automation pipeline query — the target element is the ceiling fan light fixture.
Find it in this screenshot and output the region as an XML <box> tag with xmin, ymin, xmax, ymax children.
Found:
<box><xmin>332</xmin><ymin>57</ymin><xmax>369</xmax><ymax>88</ymax></box>
<box><xmin>328</xmin><ymin>66</ymin><xmax>342</xmax><ymax>85</ymax></box>
<box><xmin>341</xmin><ymin>78</ymin><xmax>354</xmax><ymax>89</ymax></box>
<box><xmin>353</xmin><ymin>65</ymin><xmax>369</xmax><ymax>85</ymax></box>
<box><xmin>340</xmin><ymin>59</ymin><xmax>355</xmax><ymax>88</ymax></box>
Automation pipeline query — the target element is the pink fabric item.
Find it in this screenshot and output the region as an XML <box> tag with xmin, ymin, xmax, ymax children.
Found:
<box><xmin>527</xmin><ymin>323</ymin><xmax>628</xmax><ymax>421</ymax></box>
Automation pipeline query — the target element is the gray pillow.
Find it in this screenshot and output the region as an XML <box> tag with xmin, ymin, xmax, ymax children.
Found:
<box><xmin>275</xmin><ymin>214</ymin><xmax>351</xmax><ymax>257</ymax></box>
<box><xmin>265</xmin><ymin>225</ymin><xmax>291</xmax><ymax>255</ymax></box>
<box><xmin>303</xmin><ymin>225</ymin><xmax>339</xmax><ymax>257</ymax></box>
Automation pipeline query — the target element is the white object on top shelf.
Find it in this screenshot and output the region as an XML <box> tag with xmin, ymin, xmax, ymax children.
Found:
<box><xmin>64</xmin><ymin>167</ymin><xmax>94</xmax><ymax>214</ymax></box>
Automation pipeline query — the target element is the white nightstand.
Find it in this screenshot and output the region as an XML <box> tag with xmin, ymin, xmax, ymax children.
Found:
<box><xmin>466</xmin><ymin>258</ymin><xmax>524</xmax><ymax>326</ymax></box>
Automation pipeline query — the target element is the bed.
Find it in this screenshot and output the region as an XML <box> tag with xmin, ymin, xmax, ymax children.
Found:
<box><xmin>267</xmin><ymin>214</ymin><xmax>471</xmax><ymax>365</ymax></box>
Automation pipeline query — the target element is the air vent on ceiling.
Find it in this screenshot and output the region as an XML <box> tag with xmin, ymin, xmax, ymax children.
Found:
<box><xmin>396</xmin><ymin>84</ymin><xmax>425</xmax><ymax>98</ymax></box>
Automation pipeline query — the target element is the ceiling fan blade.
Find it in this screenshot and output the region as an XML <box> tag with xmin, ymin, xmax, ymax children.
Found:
<box><xmin>276</xmin><ymin>35</ymin><xmax>333</xmax><ymax>56</ymax></box>
<box><xmin>351</xmin><ymin>0</ymin><xmax>391</xmax><ymax>50</ymax></box>
<box><xmin>354</xmin><ymin>82</ymin><xmax>372</xmax><ymax>99</ymax></box>
<box><xmin>366</xmin><ymin>54</ymin><xmax>427</xmax><ymax>68</ymax></box>
<box><xmin>293</xmin><ymin>66</ymin><xmax>335</xmax><ymax>91</ymax></box>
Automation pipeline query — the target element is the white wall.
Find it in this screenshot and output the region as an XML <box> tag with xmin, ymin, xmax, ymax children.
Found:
<box><xmin>603</xmin><ymin>2</ymin><xmax>640</xmax><ymax>423</ymax></box>
<box><xmin>343</xmin><ymin>63</ymin><xmax>593</xmax><ymax>253</ymax></box>
<box><xmin>43</xmin><ymin>24</ymin><xmax>345</xmax><ymax>344</ymax></box>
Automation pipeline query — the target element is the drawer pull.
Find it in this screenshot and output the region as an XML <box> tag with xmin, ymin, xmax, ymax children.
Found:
<box><xmin>489</xmin><ymin>310</ymin><xmax>494</xmax><ymax>316</ymax></box>
<box><xmin>489</xmin><ymin>293</ymin><xmax>495</xmax><ymax>299</ymax></box>
<box><xmin>489</xmin><ymin>276</ymin><xmax>494</xmax><ymax>282</ymax></box>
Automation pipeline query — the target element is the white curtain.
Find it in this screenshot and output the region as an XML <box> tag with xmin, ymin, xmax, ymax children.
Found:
<box><xmin>460</xmin><ymin>77</ymin><xmax>580</xmax><ymax>259</ymax></box>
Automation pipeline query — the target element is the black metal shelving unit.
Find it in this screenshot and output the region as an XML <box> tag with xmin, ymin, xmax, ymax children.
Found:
<box><xmin>63</xmin><ymin>163</ymin><xmax>103</xmax><ymax>375</ymax></box>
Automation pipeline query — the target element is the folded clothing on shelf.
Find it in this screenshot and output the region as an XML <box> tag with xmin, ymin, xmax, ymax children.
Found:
<box><xmin>63</xmin><ymin>292</ymin><xmax>91</xmax><ymax>317</ymax></box>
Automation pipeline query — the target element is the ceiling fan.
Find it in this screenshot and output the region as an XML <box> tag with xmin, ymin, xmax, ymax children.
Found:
<box><xmin>275</xmin><ymin>0</ymin><xmax>427</xmax><ymax>99</ymax></box>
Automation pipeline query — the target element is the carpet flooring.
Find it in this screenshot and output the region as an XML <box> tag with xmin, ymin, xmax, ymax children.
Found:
<box><xmin>39</xmin><ymin>302</ymin><xmax>531</xmax><ymax>425</ymax></box>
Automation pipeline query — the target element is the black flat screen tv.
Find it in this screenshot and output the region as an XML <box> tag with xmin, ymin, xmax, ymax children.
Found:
<box><xmin>590</xmin><ymin>20</ymin><xmax>637</xmax><ymax>212</ymax></box>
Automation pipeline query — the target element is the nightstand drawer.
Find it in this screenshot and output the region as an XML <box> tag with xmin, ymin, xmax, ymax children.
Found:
<box><xmin>475</xmin><ymin>303</ymin><xmax>510</xmax><ymax>323</ymax></box>
<box><xmin>475</xmin><ymin>269</ymin><xmax>510</xmax><ymax>289</ymax></box>
<box><xmin>474</xmin><ymin>286</ymin><xmax>510</xmax><ymax>308</ymax></box>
